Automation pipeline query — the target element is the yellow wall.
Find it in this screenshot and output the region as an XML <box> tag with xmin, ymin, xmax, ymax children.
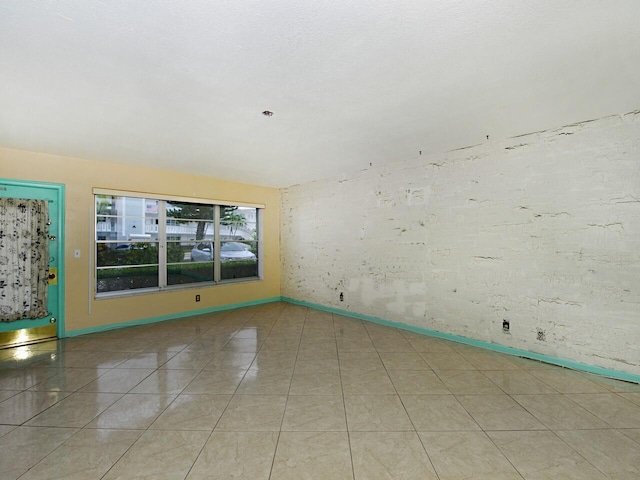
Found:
<box><xmin>0</xmin><ymin>147</ymin><xmax>281</xmax><ymax>333</ymax></box>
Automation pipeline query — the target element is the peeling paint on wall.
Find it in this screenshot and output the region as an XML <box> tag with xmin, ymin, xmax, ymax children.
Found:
<box><xmin>281</xmin><ymin>110</ymin><xmax>640</xmax><ymax>375</ymax></box>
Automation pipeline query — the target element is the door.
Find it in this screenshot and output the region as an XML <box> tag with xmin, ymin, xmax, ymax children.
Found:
<box><xmin>0</xmin><ymin>179</ymin><xmax>65</xmax><ymax>343</ymax></box>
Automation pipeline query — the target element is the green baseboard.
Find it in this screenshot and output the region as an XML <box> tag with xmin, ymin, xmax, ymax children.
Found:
<box><xmin>65</xmin><ymin>296</ymin><xmax>282</xmax><ymax>337</ymax></box>
<box><xmin>282</xmin><ymin>297</ymin><xmax>640</xmax><ymax>384</ymax></box>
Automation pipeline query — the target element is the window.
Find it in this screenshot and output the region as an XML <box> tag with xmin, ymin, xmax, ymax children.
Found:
<box><xmin>95</xmin><ymin>193</ymin><xmax>261</xmax><ymax>295</ymax></box>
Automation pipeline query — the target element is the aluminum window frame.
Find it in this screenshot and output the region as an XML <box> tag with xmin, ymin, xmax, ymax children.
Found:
<box><xmin>93</xmin><ymin>189</ymin><xmax>263</xmax><ymax>298</ymax></box>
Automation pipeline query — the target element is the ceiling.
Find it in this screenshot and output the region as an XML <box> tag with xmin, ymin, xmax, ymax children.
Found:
<box><xmin>1</xmin><ymin>1</ymin><xmax>639</xmax><ymax>188</ymax></box>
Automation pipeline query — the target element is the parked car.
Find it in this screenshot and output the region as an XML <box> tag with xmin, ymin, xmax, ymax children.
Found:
<box><xmin>191</xmin><ymin>242</ymin><xmax>256</xmax><ymax>262</ymax></box>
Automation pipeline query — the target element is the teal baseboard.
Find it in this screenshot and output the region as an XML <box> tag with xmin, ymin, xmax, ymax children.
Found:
<box><xmin>282</xmin><ymin>297</ymin><xmax>640</xmax><ymax>384</ymax></box>
<box><xmin>64</xmin><ymin>294</ymin><xmax>638</xmax><ymax>383</ymax></box>
<box><xmin>65</xmin><ymin>297</ymin><xmax>283</xmax><ymax>337</ymax></box>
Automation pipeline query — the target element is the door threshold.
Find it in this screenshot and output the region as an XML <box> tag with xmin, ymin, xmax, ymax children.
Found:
<box><xmin>0</xmin><ymin>326</ymin><xmax>57</xmax><ymax>350</ymax></box>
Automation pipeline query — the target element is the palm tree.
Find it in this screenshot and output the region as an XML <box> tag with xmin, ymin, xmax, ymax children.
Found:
<box><xmin>221</xmin><ymin>208</ymin><xmax>247</xmax><ymax>237</ymax></box>
<box><xmin>166</xmin><ymin>202</ymin><xmax>213</xmax><ymax>240</ymax></box>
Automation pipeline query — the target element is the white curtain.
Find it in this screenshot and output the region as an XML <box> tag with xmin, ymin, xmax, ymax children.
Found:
<box><xmin>0</xmin><ymin>198</ymin><xmax>50</xmax><ymax>322</ymax></box>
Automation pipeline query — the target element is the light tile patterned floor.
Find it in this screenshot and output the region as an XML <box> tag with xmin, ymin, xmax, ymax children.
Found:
<box><xmin>0</xmin><ymin>302</ymin><xmax>639</xmax><ymax>479</ymax></box>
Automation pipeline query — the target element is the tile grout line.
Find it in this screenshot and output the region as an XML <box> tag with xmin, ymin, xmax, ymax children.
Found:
<box><xmin>266</xmin><ymin>303</ymin><xmax>304</xmax><ymax>480</ymax></box>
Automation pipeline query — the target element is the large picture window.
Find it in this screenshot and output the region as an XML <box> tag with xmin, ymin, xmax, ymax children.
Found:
<box><xmin>95</xmin><ymin>193</ymin><xmax>261</xmax><ymax>295</ymax></box>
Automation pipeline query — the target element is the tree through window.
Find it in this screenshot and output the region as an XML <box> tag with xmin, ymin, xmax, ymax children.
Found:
<box><xmin>95</xmin><ymin>194</ymin><xmax>261</xmax><ymax>295</ymax></box>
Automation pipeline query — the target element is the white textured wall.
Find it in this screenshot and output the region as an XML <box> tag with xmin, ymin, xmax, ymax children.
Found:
<box><xmin>281</xmin><ymin>111</ymin><xmax>640</xmax><ymax>375</ymax></box>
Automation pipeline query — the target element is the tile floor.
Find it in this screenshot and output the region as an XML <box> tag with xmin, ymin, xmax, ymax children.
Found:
<box><xmin>0</xmin><ymin>302</ymin><xmax>639</xmax><ymax>479</ymax></box>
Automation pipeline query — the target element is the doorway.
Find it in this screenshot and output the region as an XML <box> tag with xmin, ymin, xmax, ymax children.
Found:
<box><xmin>0</xmin><ymin>179</ymin><xmax>65</xmax><ymax>348</ymax></box>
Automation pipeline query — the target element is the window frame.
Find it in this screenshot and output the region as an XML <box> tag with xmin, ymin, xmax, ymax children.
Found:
<box><xmin>93</xmin><ymin>189</ymin><xmax>264</xmax><ymax>298</ymax></box>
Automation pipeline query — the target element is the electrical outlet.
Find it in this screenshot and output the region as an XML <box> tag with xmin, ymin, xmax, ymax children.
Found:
<box><xmin>195</xmin><ymin>295</ymin><xmax>200</xmax><ymax>302</ymax></box>
<box><xmin>502</xmin><ymin>320</ymin><xmax>510</xmax><ymax>333</ymax></box>
<box><xmin>537</xmin><ymin>328</ymin><xmax>546</xmax><ymax>341</ymax></box>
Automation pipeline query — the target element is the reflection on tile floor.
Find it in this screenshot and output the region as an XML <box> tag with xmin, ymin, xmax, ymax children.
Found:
<box><xmin>0</xmin><ymin>302</ymin><xmax>639</xmax><ymax>479</ymax></box>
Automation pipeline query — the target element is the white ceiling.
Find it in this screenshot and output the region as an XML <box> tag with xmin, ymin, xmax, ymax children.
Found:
<box><xmin>1</xmin><ymin>1</ymin><xmax>639</xmax><ymax>188</ymax></box>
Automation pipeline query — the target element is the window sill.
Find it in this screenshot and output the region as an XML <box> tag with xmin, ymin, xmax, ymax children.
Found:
<box><xmin>94</xmin><ymin>276</ymin><xmax>262</xmax><ymax>300</ymax></box>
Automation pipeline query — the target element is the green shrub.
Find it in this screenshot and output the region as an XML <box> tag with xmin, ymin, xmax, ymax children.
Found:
<box><xmin>96</xmin><ymin>260</ymin><xmax>258</xmax><ymax>293</ymax></box>
<box><xmin>221</xmin><ymin>260</ymin><xmax>258</xmax><ymax>279</ymax></box>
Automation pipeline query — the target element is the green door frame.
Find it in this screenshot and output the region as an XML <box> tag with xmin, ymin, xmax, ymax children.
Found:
<box><xmin>0</xmin><ymin>178</ymin><xmax>66</xmax><ymax>338</ymax></box>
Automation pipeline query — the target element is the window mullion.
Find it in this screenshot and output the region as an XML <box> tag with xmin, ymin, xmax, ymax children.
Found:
<box><xmin>257</xmin><ymin>208</ymin><xmax>263</xmax><ymax>280</ymax></box>
<box><xmin>214</xmin><ymin>205</ymin><xmax>221</xmax><ymax>283</ymax></box>
<box><xmin>158</xmin><ymin>200</ymin><xmax>167</xmax><ymax>287</ymax></box>
<box><xmin>95</xmin><ymin>194</ymin><xmax>260</xmax><ymax>296</ymax></box>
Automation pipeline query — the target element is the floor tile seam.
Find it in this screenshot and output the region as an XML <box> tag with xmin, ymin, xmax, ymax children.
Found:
<box><xmin>0</xmin><ymin>419</ymin><xmax>37</xmax><ymax>428</ymax></box>
<box><xmin>487</xmin><ymin>390</ymin><xmax>556</xmax><ymax>430</ymax></box>
<box><xmin>112</xmin><ymin>363</ymin><xmax>174</xmax><ymax>370</ymax></box>
<box><xmin>469</xmin><ymin>425</ymin><xmax>551</xmax><ymax>432</ymax></box>
<box><xmin>386</xmin><ymin>369</ymin><xmax>456</xmax><ymax>396</ymax></box>
<box><xmin>79</xmin><ymin>424</ymin><xmax>158</xmax><ymax>436</ymax></box>
<box><xmin>8</xmin><ymin>389</ymin><xmax>86</xmax><ymax>428</ymax></box>
<box><xmin>266</xmin><ymin>307</ymin><xmax>309</xmax><ymax>480</ymax></box>
<box><xmin>331</xmin><ymin>312</ymin><xmax>358</xmax><ymax>480</ymax></box>
<box><xmin>542</xmin><ymin>428</ymin><xmax>618</xmax><ymax>479</ymax></box>
<box><xmin>484</xmin><ymin>373</ymin><xmax>562</xmax><ymax>395</ymax></box>
<box><xmin>4</xmin><ymin>426</ymin><xmax>83</xmax><ymax>480</ymax></box>
<box><xmin>571</xmin><ymin>390</ymin><xmax>640</xmax><ymax>402</ymax></box>
<box><xmin>0</xmin><ymin>391</ymin><xmax>22</xmax><ymax>406</ymax></box>
<box><xmin>510</xmin><ymin>393</ymin><xmax>612</xmax><ymax>431</ymax></box>
<box><xmin>102</xmin><ymin>391</ymin><xmax>177</xmax><ymax>432</ymax></box>
<box><xmin>344</xmin><ymin>429</ymin><xmax>356</xmax><ymax>480</ymax></box>
<box><xmin>477</xmin><ymin>430</ymin><xmax>533</xmax><ymax>480</ymax></box>
<box><xmin>505</xmin><ymin>391</ymin><xmax>563</xmax><ymax>397</ymax></box>
<box><xmin>508</xmin><ymin>393</ymin><xmax>562</xmax><ymax>431</ymax></box>
<box><xmin>273</xmin><ymin>307</ymin><xmax>305</xmax><ymax>432</ymax></box>
<box><xmin>576</xmin><ymin>371</ymin><xmax>640</xmax><ymax>393</ymax></box>
<box><xmin>615</xmin><ymin>426</ymin><xmax>640</xmax><ymax>432</ymax></box>
<box><xmin>619</xmin><ymin>429</ymin><xmax>640</xmax><ymax>446</ymax></box>
<box><xmin>476</xmin><ymin>368</ymin><xmax>510</xmax><ymax>393</ymax></box>
<box><xmin>6</xmin><ymin>424</ymin><xmax>79</xmax><ymax>431</ymax></box>
<box><xmin>525</xmin><ymin>368</ymin><xmax>591</xmax><ymax>391</ymax></box>
<box><xmin>148</xmin><ymin>391</ymin><xmax>231</xmax><ymax>432</ymax></box>
<box><xmin>145</xmin><ymin>425</ymin><xmax>219</xmax><ymax>433</ymax></box>
<box><xmin>266</xmin><ymin>428</ymin><xmax>283</xmax><ymax>480</ymax></box>
<box><xmin>217</xmin><ymin>318</ymin><xmax>265</xmax><ymax>352</ymax></box>
<box><xmin>369</xmin><ymin>333</ymin><xmax>443</xmax><ymax>445</ymax></box>
<box><xmin>428</xmin><ymin>389</ymin><xmax>485</xmax><ymax>433</ymax></box>
<box><xmin>428</xmin><ymin>367</ymin><xmax>463</xmax><ymax>396</ymax></box>
<box><xmin>30</xmin><ymin>392</ymin><xmax>129</xmax><ymax>429</ymax></box>
<box><xmin>0</xmin><ymin>424</ymin><xmax>17</xmax><ymax>439</ymax></box>
<box><xmin>557</xmin><ymin>393</ymin><xmax>621</xmax><ymax>428</ymax></box>
<box><xmin>13</xmin><ymin>308</ymin><xmax>636</xmax><ymax>476</ymax></box>
<box><xmin>86</xmin><ymin>391</ymin><xmax>176</xmax><ymax>398</ymax></box>
<box><xmin>436</xmin><ymin>368</ymin><xmax>509</xmax><ymax>396</ymax></box>
<box><xmin>411</xmin><ymin>427</ymin><xmax>473</xmax><ymax>479</ymax></box>
<box><xmin>96</xmin><ymin>425</ymin><xmax>150</xmax><ymax>480</ymax></box>
<box><xmin>608</xmin><ymin>385</ymin><xmax>640</xmax><ymax>395</ymax></box>
<box><xmin>451</xmin><ymin>392</ymin><xmax>534</xmax><ymax>431</ymax></box>
<box><xmin>90</xmin><ymin>367</ymin><xmax>159</xmax><ymax>396</ymax></box>
<box><xmin>181</xmin><ymin>412</ymin><xmax>224</xmax><ymax>480</ymax></box>
<box><xmin>1</xmin><ymin>383</ymin><xmax>43</xmax><ymax>394</ymax></box>
<box><xmin>353</xmin><ymin>427</ymin><xmax>483</xmax><ymax>432</ymax></box>
<box><xmin>159</xmin><ymin>361</ymin><xmax>219</xmax><ymax>373</ymax></box>
<box><xmin>569</xmin><ymin>391</ymin><xmax>640</xmax><ymax>425</ymax></box>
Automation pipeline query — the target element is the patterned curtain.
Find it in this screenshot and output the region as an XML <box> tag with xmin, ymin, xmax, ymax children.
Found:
<box><xmin>0</xmin><ymin>198</ymin><xmax>50</xmax><ymax>322</ymax></box>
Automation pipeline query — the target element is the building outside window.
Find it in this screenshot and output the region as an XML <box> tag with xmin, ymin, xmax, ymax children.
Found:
<box><xmin>95</xmin><ymin>193</ymin><xmax>261</xmax><ymax>295</ymax></box>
